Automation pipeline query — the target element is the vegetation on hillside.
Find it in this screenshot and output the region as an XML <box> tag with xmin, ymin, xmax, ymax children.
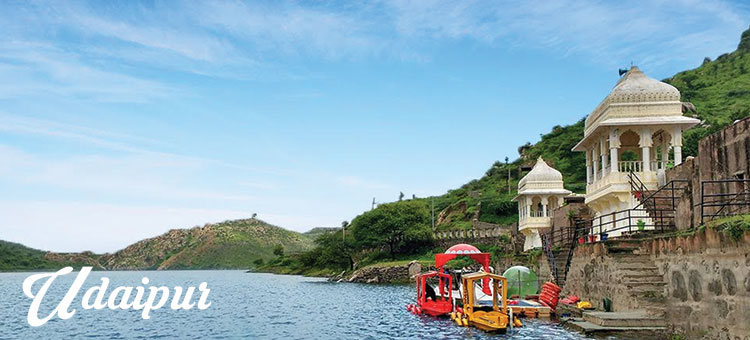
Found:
<box><xmin>0</xmin><ymin>218</ymin><xmax>316</xmax><ymax>272</ymax></box>
<box><xmin>266</xmin><ymin>27</ymin><xmax>750</xmax><ymax>276</ymax></box>
<box><xmin>664</xmin><ymin>26</ymin><xmax>750</xmax><ymax>157</ymax></box>
<box><xmin>0</xmin><ymin>241</ymin><xmax>98</xmax><ymax>271</ymax></box>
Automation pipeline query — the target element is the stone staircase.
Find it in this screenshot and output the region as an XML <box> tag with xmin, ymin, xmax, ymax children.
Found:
<box><xmin>605</xmin><ymin>239</ymin><xmax>667</xmax><ymax>317</ymax></box>
<box><xmin>564</xmin><ymin>238</ymin><xmax>667</xmax><ymax>335</ymax></box>
<box><xmin>566</xmin><ymin>310</ymin><xmax>666</xmax><ymax>334</ymax></box>
<box><xmin>550</xmin><ymin>244</ymin><xmax>574</xmax><ymax>286</ymax></box>
<box><xmin>628</xmin><ymin>172</ymin><xmax>689</xmax><ymax>232</ymax></box>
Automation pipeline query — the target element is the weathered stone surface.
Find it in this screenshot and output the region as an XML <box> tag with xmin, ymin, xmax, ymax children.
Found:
<box><xmin>345</xmin><ymin>263</ymin><xmax>427</xmax><ymax>284</ymax></box>
<box><xmin>665</xmin><ymin>117</ymin><xmax>750</xmax><ymax>229</ymax></box>
<box><xmin>713</xmin><ymin>298</ymin><xmax>730</xmax><ymax>318</ymax></box>
<box><xmin>722</xmin><ymin>268</ymin><xmax>737</xmax><ymax>295</ymax></box>
<box><xmin>689</xmin><ymin>270</ymin><xmax>703</xmax><ymax>302</ymax></box>
<box><xmin>564</xmin><ymin>228</ymin><xmax>750</xmax><ymax>340</ymax></box>
<box><xmin>671</xmin><ymin>271</ymin><xmax>688</xmax><ymax>301</ymax></box>
<box><xmin>408</xmin><ymin>260</ymin><xmax>422</xmax><ymax>278</ymax></box>
<box><xmin>709</xmin><ymin>279</ymin><xmax>723</xmax><ymax>296</ymax></box>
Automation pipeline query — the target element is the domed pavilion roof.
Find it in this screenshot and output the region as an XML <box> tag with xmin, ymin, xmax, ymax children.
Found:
<box><xmin>608</xmin><ymin>66</ymin><xmax>680</xmax><ymax>104</ymax></box>
<box><xmin>572</xmin><ymin>66</ymin><xmax>700</xmax><ymax>152</ymax></box>
<box><xmin>515</xmin><ymin>157</ymin><xmax>571</xmax><ymax>197</ymax></box>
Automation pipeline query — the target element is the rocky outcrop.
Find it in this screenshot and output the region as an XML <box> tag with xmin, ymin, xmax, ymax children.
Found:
<box><xmin>345</xmin><ymin>261</ymin><xmax>428</xmax><ymax>284</ymax></box>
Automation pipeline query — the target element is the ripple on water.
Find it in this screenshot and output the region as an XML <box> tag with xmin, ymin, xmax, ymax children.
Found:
<box><xmin>0</xmin><ymin>271</ymin><xmax>629</xmax><ymax>339</ymax></box>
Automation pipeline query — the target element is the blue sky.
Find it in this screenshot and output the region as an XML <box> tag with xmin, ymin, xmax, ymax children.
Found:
<box><xmin>1</xmin><ymin>1</ymin><xmax>748</xmax><ymax>253</ymax></box>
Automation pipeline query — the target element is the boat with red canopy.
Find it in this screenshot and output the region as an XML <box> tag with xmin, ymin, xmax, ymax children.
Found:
<box><xmin>407</xmin><ymin>243</ymin><xmax>493</xmax><ymax>317</ymax></box>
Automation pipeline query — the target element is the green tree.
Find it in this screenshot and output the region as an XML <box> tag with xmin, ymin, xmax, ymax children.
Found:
<box><xmin>273</xmin><ymin>244</ymin><xmax>284</xmax><ymax>257</ymax></box>
<box><xmin>350</xmin><ymin>200</ymin><xmax>433</xmax><ymax>258</ymax></box>
<box><xmin>311</xmin><ymin>231</ymin><xmax>356</xmax><ymax>270</ymax></box>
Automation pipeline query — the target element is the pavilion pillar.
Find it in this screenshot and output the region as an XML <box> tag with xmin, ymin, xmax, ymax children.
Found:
<box><xmin>640</xmin><ymin>127</ymin><xmax>652</xmax><ymax>172</ymax></box>
<box><xmin>661</xmin><ymin>140</ymin><xmax>668</xmax><ymax>169</ymax></box>
<box><xmin>585</xmin><ymin>149</ymin><xmax>591</xmax><ymax>183</ymax></box>
<box><xmin>600</xmin><ymin>136</ymin><xmax>608</xmax><ymax>175</ymax></box>
<box><xmin>609</xmin><ymin>129</ymin><xmax>620</xmax><ymax>173</ymax></box>
<box><xmin>541</xmin><ymin>196</ymin><xmax>549</xmax><ymax>217</ymax></box>
<box><xmin>592</xmin><ymin>147</ymin><xmax>598</xmax><ymax>180</ymax></box>
<box><xmin>672</xmin><ymin>127</ymin><xmax>683</xmax><ymax>165</ymax></box>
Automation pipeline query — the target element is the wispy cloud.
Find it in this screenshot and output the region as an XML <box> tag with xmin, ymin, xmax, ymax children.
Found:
<box><xmin>381</xmin><ymin>0</ymin><xmax>749</xmax><ymax>70</ymax></box>
<box><xmin>0</xmin><ymin>41</ymin><xmax>173</xmax><ymax>102</ymax></box>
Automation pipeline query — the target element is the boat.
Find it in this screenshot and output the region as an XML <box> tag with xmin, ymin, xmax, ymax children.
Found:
<box><xmin>451</xmin><ymin>272</ymin><xmax>522</xmax><ymax>332</ymax></box>
<box><xmin>407</xmin><ymin>244</ymin><xmax>491</xmax><ymax>317</ymax></box>
<box><xmin>406</xmin><ymin>271</ymin><xmax>453</xmax><ymax>316</ymax></box>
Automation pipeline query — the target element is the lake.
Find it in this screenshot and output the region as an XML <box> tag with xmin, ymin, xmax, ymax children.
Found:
<box><xmin>1</xmin><ymin>270</ymin><xmax>612</xmax><ymax>339</ymax></box>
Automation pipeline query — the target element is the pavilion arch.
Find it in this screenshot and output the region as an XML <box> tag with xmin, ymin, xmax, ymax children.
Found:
<box><xmin>652</xmin><ymin>129</ymin><xmax>673</xmax><ymax>164</ymax></box>
<box><xmin>548</xmin><ymin>196</ymin><xmax>560</xmax><ymax>210</ymax></box>
<box><xmin>531</xmin><ymin>196</ymin><xmax>542</xmax><ymax>213</ymax></box>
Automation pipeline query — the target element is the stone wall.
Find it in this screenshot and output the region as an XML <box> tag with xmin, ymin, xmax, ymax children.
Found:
<box><xmin>649</xmin><ymin>229</ymin><xmax>750</xmax><ymax>340</ymax></box>
<box><xmin>563</xmin><ymin>229</ymin><xmax>750</xmax><ymax>340</ymax></box>
<box><xmin>562</xmin><ymin>242</ymin><xmax>649</xmax><ymax>312</ymax></box>
<box><xmin>667</xmin><ymin>117</ymin><xmax>750</xmax><ymax>229</ymax></box>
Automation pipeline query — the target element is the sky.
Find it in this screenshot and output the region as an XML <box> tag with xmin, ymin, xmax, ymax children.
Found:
<box><xmin>1</xmin><ymin>0</ymin><xmax>749</xmax><ymax>253</ymax></box>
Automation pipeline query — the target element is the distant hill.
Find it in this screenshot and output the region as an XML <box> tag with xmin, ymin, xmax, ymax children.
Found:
<box><xmin>102</xmin><ymin>218</ymin><xmax>314</xmax><ymax>270</ymax></box>
<box><xmin>302</xmin><ymin>227</ymin><xmax>340</xmax><ymax>240</ymax></box>
<box><xmin>1</xmin><ymin>218</ymin><xmax>315</xmax><ymax>271</ymax></box>
<box><xmin>0</xmin><ymin>240</ymin><xmax>102</xmax><ymax>271</ymax></box>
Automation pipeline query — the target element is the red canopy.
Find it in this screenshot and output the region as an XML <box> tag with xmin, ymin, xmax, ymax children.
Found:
<box><xmin>435</xmin><ymin>244</ymin><xmax>491</xmax><ymax>295</ymax></box>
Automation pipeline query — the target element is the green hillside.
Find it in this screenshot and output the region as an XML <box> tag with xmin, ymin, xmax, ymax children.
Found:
<box><xmin>0</xmin><ymin>240</ymin><xmax>101</xmax><ymax>271</ymax></box>
<box><xmin>281</xmin><ymin>27</ymin><xmax>750</xmax><ymax>276</ymax></box>
<box><xmin>0</xmin><ymin>218</ymin><xmax>315</xmax><ymax>271</ymax></box>
<box><xmin>102</xmin><ymin>218</ymin><xmax>314</xmax><ymax>270</ymax></box>
<box><xmin>430</xmin><ymin>26</ymin><xmax>750</xmax><ymax>231</ymax></box>
<box><xmin>664</xmin><ymin>27</ymin><xmax>750</xmax><ymax>156</ymax></box>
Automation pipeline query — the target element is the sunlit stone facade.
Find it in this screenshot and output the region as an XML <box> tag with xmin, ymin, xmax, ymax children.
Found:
<box><xmin>572</xmin><ymin>66</ymin><xmax>700</xmax><ymax>236</ymax></box>
<box><xmin>513</xmin><ymin>157</ymin><xmax>571</xmax><ymax>250</ymax></box>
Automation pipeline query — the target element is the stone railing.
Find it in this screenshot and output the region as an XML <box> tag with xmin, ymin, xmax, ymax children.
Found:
<box><xmin>433</xmin><ymin>223</ymin><xmax>512</xmax><ymax>240</ymax></box>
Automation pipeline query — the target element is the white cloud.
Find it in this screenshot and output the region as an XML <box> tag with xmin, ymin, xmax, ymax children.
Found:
<box><xmin>0</xmin><ymin>42</ymin><xmax>173</xmax><ymax>102</ymax></box>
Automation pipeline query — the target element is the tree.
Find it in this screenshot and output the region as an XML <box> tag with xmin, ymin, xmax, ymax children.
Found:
<box><xmin>313</xmin><ymin>231</ymin><xmax>355</xmax><ymax>270</ymax></box>
<box><xmin>273</xmin><ymin>244</ymin><xmax>284</xmax><ymax>257</ymax></box>
<box><xmin>399</xmin><ymin>192</ymin><xmax>404</xmax><ymax>201</ymax></box>
<box><xmin>253</xmin><ymin>258</ymin><xmax>264</xmax><ymax>266</ymax></box>
<box><xmin>350</xmin><ymin>200</ymin><xmax>433</xmax><ymax>259</ymax></box>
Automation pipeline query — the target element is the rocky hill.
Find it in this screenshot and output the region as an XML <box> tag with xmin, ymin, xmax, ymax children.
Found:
<box><xmin>1</xmin><ymin>218</ymin><xmax>315</xmax><ymax>271</ymax></box>
<box><xmin>101</xmin><ymin>218</ymin><xmax>314</xmax><ymax>270</ymax></box>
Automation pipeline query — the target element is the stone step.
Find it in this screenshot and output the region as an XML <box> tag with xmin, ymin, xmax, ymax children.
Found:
<box><xmin>623</xmin><ymin>274</ymin><xmax>664</xmax><ymax>282</ymax></box>
<box><xmin>612</xmin><ymin>254</ymin><xmax>653</xmax><ymax>263</ymax></box>
<box><xmin>564</xmin><ymin>319</ymin><xmax>666</xmax><ymax>334</ymax></box>
<box><xmin>626</xmin><ymin>281</ymin><xmax>666</xmax><ymax>287</ymax></box>
<box><xmin>631</xmin><ymin>290</ymin><xmax>666</xmax><ymax>305</ymax></box>
<box><xmin>617</xmin><ymin>262</ymin><xmax>658</xmax><ymax>270</ymax></box>
<box><xmin>583</xmin><ymin>310</ymin><xmax>666</xmax><ymax>328</ymax></box>
<box><xmin>626</xmin><ymin>282</ymin><xmax>666</xmax><ymax>293</ymax></box>
<box><xmin>645</xmin><ymin>306</ymin><xmax>666</xmax><ymax>317</ymax></box>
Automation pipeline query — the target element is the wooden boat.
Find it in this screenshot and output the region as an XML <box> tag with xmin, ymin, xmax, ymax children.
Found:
<box><xmin>451</xmin><ymin>272</ymin><xmax>522</xmax><ymax>332</ymax></box>
<box><xmin>406</xmin><ymin>271</ymin><xmax>453</xmax><ymax>317</ymax></box>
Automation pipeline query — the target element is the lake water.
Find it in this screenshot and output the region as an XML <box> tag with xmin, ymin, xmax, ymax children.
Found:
<box><xmin>1</xmin><ymin>270</ymin><xmax>614</xmax><ymax>339</ymax></box>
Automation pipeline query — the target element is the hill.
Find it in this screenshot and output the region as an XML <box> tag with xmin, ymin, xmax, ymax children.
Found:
<box><xmin>0</xmin><ymin>240</ymin><xmax>101</xmax><ymax>271</ymax></box>
<box><xmin>0</xmin><ymin>218</ymin><xmax>315</xmax><ymax>271</ymax></box>
<box><xmin>427</xmin><ymin>26</ymin><xmax>750</xmax><ymax>231</ymax></box>
<box><xmin>102</xmin><ymin>218</ymin><xmax>315</xmax><ymax>270</ymax></box>
<box><xmin>664</xmin><ymin>26</ymin><xmax>750</xmax><ymax>156</ymax></box>
<box><xmin>302</xmin><ymin>227</ymin><xmax>340</xmax><ymax>240</ymax></box>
